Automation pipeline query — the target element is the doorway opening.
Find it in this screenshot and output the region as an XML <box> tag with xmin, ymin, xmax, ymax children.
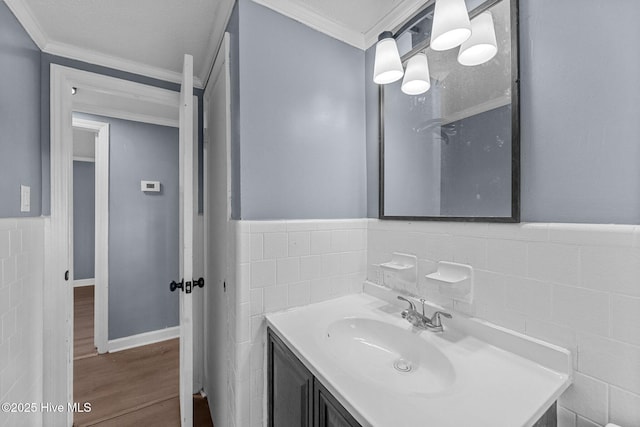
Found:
<box><xmin>46</xmin><ymin>62</ymin><xmax>206</xmax><ymax>427</ymax></box>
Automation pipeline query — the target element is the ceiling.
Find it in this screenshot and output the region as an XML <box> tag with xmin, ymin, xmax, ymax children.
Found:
<box><xmin>4</xmin><ymin>0</ymin><xmax>235</xmax><ymax>87</ymax></box>
<box><xmin>5</xmin><ymin>0</ymin><xmax>429</xmax><ymax>88</ymax></box>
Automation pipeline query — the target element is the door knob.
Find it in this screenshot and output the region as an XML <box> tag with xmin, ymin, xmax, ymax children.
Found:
<box><xmin>170</xmin><ymin>278</ymin><xmax>204</xmax><ymax>293</ymax></box>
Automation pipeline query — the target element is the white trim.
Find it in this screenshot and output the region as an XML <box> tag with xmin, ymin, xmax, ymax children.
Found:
<box><xmin>46</xmin><ymin>63</ymin><xmax>75</xmax><ymax>427</ymax></box>
<box><xmin>179</xmin><ymin>53</ymin><xmax>195</xmax><ymax>427</ymax></box>
<box><xmin>252</xmin><ymin>0</ymin><xmax>366</xmax><ymax>49</ymax></box>
<box><xmin>72</xmin><ymin>156</ymin><xmax>95</xmax><ymax>163</ymax></box>
<box><xmin>44</xmin><ymin>40</ymin><xmax>204</xmax><ymax>89</ymax></box>
<box><xmin>73</xmin><ymin>278</ymin><xmax>94</xmax><ymax>287</ymax></box>
<box><xmin>202</xmin><ymin>32</ymin><xmax>231</xmax><ymax>426</ymax></box>
<box><xmin>250</xmin><ymin>0</ymin><xmax>432</xmax><ymax>51</ymax></box>
<box><xmin>47</xmin><ymin>65</ymin><xmax>183</xmax><ymax>427</ymax></box>
<box><xmin>3</xmin><ymin>0</ymin><xmax>47</xmax><ymax>49</ymax></box>
<box><xmin>200</xmin><ymin>0</ymin><xmax>236</xmax><ymax>88</ymax></box>
<box><xmin>72</xmin><ymin>116</ymin><xmax>110</xmax><ymax>355</ymax></box>
<box><xmin>107</xmin><ymin>326</ymin><xmax>180</xmax><ymax>353</ymax></box>
<box><xmin>364</xmin><ymin>0</ymin><xmax>432</xmax><ymax>49</ymax></box>
<box><xmin>72</xmin><ymin>102</ymin><xmax>179</xmax><ymax>128</ymax></box>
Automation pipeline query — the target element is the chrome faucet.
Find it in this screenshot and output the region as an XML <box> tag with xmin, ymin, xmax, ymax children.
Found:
<box><xmin>397</xmin><ymin>296</ymin><xmax>452</xmax><ymax>332</ymax></box>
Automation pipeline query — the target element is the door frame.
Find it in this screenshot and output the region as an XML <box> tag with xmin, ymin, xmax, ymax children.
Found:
<box><xmin>71</xmin><ymin>117</ymin><xmax>110</xmax><ymax>354</ymax></box>
<box><xmin>46</xmin><ymin>64</ymin><xmax>182</xmax><ymax>426</ymax></box>
<box><xmin>203</xmin><ymin>32</ymin><xmax>232</xmax><ymax>426</ymax></box>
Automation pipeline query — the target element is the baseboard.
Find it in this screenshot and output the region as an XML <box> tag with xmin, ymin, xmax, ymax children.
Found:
<box><xmin>74</xmin><ymin>278</ymin><xmax>95</xmax><ymax>287</ymax></box>
<box><xmin>107</xmin><ymin>326</ymin><xmax>180</xmax><ymax>353</ymax></box>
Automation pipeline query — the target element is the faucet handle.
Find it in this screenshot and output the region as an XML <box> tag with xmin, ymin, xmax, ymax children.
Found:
<box><xmin>430</xmin><ymin>311</ymin><xmax>452</xmax><ymax>327</ymax></box>
<box><xmin>419</xmin><ymin>298</ymin><xmax>426</xmax><ymax>316</ymax></box>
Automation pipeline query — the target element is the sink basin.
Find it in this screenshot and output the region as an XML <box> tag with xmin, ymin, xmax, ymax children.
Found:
<box><xmin>323</xmin><ymin>318</ymin><xmax>456</xmax><ymax>395</ymax></box>
<box><xmin>267</xmin><ymin>292</ymin><xmax>572</xmax><ymax>427</ymax></box>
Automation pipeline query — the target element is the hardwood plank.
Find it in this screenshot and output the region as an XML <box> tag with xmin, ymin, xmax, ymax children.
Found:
<box><xmin>86</xmin><ymin>396</ymin><xmax>180</xmax><ymax>427</ymax></box>
<box><xmin>194</xmin><ymin>394</ymin><xmax>214</xmax><ymax>427</ymax></box>
<box><xmin>73</xmin><ymin>288</ymin><xmax>215</xmax><ymax>426</ymax></box>
<box><xmin>86</xmin><ymin>394</ymin><xmax>214</xmax><ymax>427</ymax></box>
<box><xmin>73</xmin><ymin>339</ymin><xmax>179</xmax><ymax>426</ymax></box>
<box><xmin>74</xmin><ymin>285</ymin><xmax>97</xmax><ymax>359</ymax></box>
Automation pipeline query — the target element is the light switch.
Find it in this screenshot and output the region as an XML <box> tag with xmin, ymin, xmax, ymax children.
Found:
<box><xmin>20</xmin><ymin>185</ymin><xmax>30</xmax><ymax>212</ymax></box>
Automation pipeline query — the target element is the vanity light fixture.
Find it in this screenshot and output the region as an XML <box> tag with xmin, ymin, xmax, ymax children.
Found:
<box><xmin>373</xmin><ymin>31</ymin><xmax>404</xmax><ymax>84</ymax></box>
<box><xmin>458</xmin><ymin>11</ymin><xmax>498</xmax><ymax>66</ymax></box>
<box><xmin>430</xmin><ymin>0</ymin><xmax>472</xmax><ymax>51</ymax></box>
<box><xmin>401</xmin><ymin>53</ymin><xmax>431</xmax><ymax>95</ymax></box>
<box><xmin>374</xmin><ymin>1</ymin><xmax>499</xmax><ymax>93</ymax></box>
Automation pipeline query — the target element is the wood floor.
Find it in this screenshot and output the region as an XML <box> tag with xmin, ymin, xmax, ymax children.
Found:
<box><xmin>74</xmin><ymin>286</ymin><xmax>98</xmax><ymax>359</ymax></box>
<box><xmin>73</xmin><ymin>286</ymin><xmax>214</xmax><ymax>426</ymax></box>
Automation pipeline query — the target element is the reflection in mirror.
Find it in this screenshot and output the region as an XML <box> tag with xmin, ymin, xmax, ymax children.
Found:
<box><xmin>380</xmin><ymin>0</ymin><xmax>519</xmax><ymax>221</ymax></box>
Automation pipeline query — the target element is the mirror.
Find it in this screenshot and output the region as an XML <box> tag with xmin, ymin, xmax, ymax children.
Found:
<box><xmin>380</xmin><ymin>0</ymin><xmax>519</xmax><ymax>222</ymax></box>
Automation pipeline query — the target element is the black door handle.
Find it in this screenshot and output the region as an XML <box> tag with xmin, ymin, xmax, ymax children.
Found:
<box><xmin>170</xmin><ymin>279</ymin><xmax>184</xmax><ymax>292</ymax></box>
<box><xmin>170</xmin><ymin>278</ymin><xmax>204</xmax><ymax>293</ymax></box>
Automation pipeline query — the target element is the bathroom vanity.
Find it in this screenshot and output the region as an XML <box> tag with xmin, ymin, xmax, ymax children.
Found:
<box><xmin>268</xmin><ymin>329</ymin><xmax>362</xmax><ymax>427</ymax></box>
<box><xmin>266</xmin><ymin>286</ymin><xmax>571</xmax><ymax>427</ymax></box>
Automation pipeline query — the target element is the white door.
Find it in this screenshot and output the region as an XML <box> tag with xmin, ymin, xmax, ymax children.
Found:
<box><xmin>179</xmin><ymin>53</ymin><xmax>195</xmax><ymax>427</ymax></box>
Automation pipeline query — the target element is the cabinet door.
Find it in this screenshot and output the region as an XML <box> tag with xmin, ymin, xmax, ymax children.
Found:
<box><xmin>268</xmin><ymin>329</ymin><xmax>313</xmax><ymax>427</ymax></box>
<box><xmin>314</xmin><ymin>379</ymin><xmax>362</xmax><ymax>427</ymax></box>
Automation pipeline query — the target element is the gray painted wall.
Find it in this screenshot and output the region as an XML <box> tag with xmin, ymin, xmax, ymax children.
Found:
<box><xmin>75</xmin><ymin>113</ymin><xmax>179</xmax><ymax>340</ymax></box>
<box><xmin>369</xmin><ymin>0</ymin><xmax>640</xmax><ymax>224</ymax></box>
<box><xmin>365</xmin><ymin>46</ymin><xmax>380</xmax><ymax>218</ymax></box>
<box><xmin>73</xmin><ymin>161</ymin><xmax>95</xmax><ymax>280</ymax></box>
<box><xmin>0</xmin><ymin>2</ymin><xmax>41</xmax><ymax>218</ymax></box>
<box><xmin>237</xmin><ymin>0</ymin><xmax>366</xmax><ymax>219</ymax></box>
<box><xmin>519</xmin><ymin>0</ymin><xmax>640</xmax><ymax>223</ymax></box>
<box><xmin>40</xmin><ymin>54</ymin><xmax>205</xmax><ymax>217</ymax></box>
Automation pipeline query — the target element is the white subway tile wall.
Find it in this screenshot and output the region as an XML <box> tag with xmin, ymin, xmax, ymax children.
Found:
<box><xmin>0</xmin><ymin>218</ymin><xmax>45</xmax><ymax>427</ymax></box>
<box><xmin>233</xmin><ymin>220</ymin><xmax>367</xmax><ymax>427</ymax></box>
<box><xmin>368</xmin><ymin>220</ymin><xmax>640</xmax><ymax>427</ymax></box>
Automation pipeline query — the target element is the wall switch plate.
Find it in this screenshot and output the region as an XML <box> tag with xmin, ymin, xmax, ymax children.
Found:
<box><xmin>20</xmin><ymin>185</ymin><xmax>31</xmax><ymax>212</ymax></box>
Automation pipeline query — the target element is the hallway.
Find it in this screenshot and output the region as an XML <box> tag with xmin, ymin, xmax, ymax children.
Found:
<box><xmin>73</xmin><ymin>288</ymin><xmax>213</xmax><ymax>426</ymax></box>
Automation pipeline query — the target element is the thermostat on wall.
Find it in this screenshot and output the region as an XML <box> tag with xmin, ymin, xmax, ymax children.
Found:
<box><xmin>141</xmin><ymin>180</ymin><xmax>161</xmax><ymax>192</ymax></box>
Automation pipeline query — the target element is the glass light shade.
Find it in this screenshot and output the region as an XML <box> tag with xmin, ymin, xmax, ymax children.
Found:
<box><xmin>373</xmin><ymin>36</ymin><xmax>404</xmax><ymax>84</ymax></box>
<box><xmin>430</xmin><ymin>0</ymin><xmax>472</xmax><ymax>51</ymax></box>
<box><xmin>458</xmin><ymin>11</ymin><xmax>498</xmax><ymax>66</ymax></box>
<box><xmin>401</xmin><ymin>53</ymin><xmax>431</xmax><ymax>95</ymax></box>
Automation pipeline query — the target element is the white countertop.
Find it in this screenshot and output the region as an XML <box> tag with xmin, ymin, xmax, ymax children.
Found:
<box><xmin>266</xmin><ymin>290</ymin><xmax>572</xmax><ymax>427</ymax></box>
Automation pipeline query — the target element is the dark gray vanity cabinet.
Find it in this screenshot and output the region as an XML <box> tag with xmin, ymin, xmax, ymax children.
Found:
<box><xmin>314</xmin><ymin>379</ymin><xmax>361</xmax><ymax>427</ymax></box>
<box><xmin>268</xmin><ymin>328</ymin><xmax>362</xmax><ymax>427</ymax></box>
<box><xmin>268</xmin><ymin>329</ymin><xmax>313</xmax><ymax>427</ymax></box>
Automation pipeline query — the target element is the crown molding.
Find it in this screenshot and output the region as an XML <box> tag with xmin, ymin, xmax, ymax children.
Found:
<box><xmin>200</xmin><ymin>0</ymin><xmax>235</xmax><ymax>87</ymax></box>
<box><xmin>3</xmin><ymin>0</ymin><xmax>47</xmax><ymax>49</ymax></box>
<box><xmin>44</xmin><ymin>40</ymin><xmax>204</xmax><ymax>88</ymax></box>
<box><xmin>4</xmin><ymin>0</ymin><xmax>204</xmax><ymax>88</ymax></box>
<box><xmin>252</xmin><ymin>0</ymin><xmax>366</xmax><ymax>50</ymax></box>
<box><xmin>364</xmin><ymin>0</ymin><xmax>431</xmax><ymax>49</ymax></box>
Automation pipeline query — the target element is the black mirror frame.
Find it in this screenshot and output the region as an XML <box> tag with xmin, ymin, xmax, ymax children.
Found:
<box><xmin>379</xmin><ymin>0</ymin><xmax>520</xmax><ymax>223</ymax></box>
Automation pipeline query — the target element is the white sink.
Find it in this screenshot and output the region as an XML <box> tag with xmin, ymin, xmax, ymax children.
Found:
<box><xmin>324</xmin><ymin>318</ymin><xmax>456</xmax><ymax>395</ymax></box>
<box><xmin>267</xmin><ymin>286</ymin><xmax>572</xmax><ymax>427</ymax></box>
